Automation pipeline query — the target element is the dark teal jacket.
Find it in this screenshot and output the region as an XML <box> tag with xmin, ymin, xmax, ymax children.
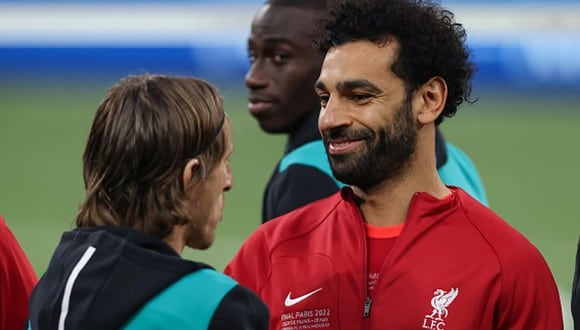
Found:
<box><xmin>28</xmin><ymin>227</ymin><xmax>268</xmax><ymax>330</ymax></box>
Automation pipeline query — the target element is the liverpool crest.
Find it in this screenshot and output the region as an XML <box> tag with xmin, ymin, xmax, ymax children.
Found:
<box><xmin>421</xmin><ymin>287</ymin><xmax>459</xmax><ymax>329</ymax></box>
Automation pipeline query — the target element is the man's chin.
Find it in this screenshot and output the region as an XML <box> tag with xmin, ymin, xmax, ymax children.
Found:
<box><xmin>187</xmin><ymin>240</ymin><xmax>213</xmax><ymax>251</ymax></box>
<box><xmin>185</xmin><ymin>230</ymin><xmax>215</xmax><ymax>251</ymax></box>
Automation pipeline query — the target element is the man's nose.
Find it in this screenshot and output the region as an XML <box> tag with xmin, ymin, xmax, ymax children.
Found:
<box><xmin>318</xmin><ymin>96</ymin><xmax>350</xmax><ymax>133</ymax></box>
<box><xmin>245</xmin><ymin>62</ymin><xmax>268</xmax><ymax>90</ymax></box>
<box><xmin>224</xmin><ymin>163</ymin><xmax>233</xmax><ymax>192</ymax></box>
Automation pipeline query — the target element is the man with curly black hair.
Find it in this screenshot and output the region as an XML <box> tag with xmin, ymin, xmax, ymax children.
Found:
<box><xmin>226</xmin><ymin>0</ymin><xmax>563</xmax><ymax>328</ymax></box>
<box><xmin>246</xmin><ymin>0</ymin><xmax>487</xmax><ymax>224</ymax></box>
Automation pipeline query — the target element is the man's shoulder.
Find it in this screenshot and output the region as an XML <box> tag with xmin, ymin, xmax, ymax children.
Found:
<box><xmin>124</xmin><ymin>269</ymin><xmax>241</xmax><ymax>329</ymax></box>
<box><xmin>167</xmin><ymin>268</ymin><xmax>237</xmax><ymax>295</ymax></box>
<box><xmin>267</xmin><ymin>191</ymin><xmax>343</xmax><ymax>225</ymax></box>
<box><xmin>260</xmin><ymin>192</ymin><xmax>344</xmax><ymax>240</ymax></box>
<box><xmin>0</xmin><ymin>215</ymin><xmax>13</xmax><ymax>238</ymax></box>
<box><xmin>454</xmin><ymin>189</ymin><xmax>547</xmax><ymax>266</ymax></box>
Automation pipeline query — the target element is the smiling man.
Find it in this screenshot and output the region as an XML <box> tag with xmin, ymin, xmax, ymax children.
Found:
<box><xmin>246</xmin><ymin>0</ymin><xmax>488</xmax><ymax>224</ymax></box>
<box><xmin>226</xmin><ymin>0</ymin><xmax>562</xmax><ymax>329</ymax></box>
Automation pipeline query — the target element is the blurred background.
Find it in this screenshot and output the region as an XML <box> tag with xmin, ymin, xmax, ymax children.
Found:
<box><xmin>0</xmin><ymin>0</ymin><xmax>578</xmax><ymax>327</ymax></box>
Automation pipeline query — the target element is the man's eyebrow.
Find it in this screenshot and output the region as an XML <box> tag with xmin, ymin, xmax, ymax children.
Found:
<box><xmin>263</xmin><ymin>37</ymin><xmax>292</xmax><ymax>44</ymax></box>
<box><xmin>314</xmin><ymin>80</ymin><xmax>327</xmax><ymax>91</ymax></box>
<box><xmin>248</xmin><ymin>36</ymin><xmax>292</xmax><ymax>46</ymax></box>
<box><xmin>337</xmin><ymin>79</ymin><xmax>383</xmax><ymax>94</ymax></box>
<box><xmin>250</xmin><ymin>37</ymin><xmax>295</xmax><ymax>47</ymax></box>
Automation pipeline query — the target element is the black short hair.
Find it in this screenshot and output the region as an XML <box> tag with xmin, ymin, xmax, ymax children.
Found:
<box><xmin>316</xmin><ymin>0</ymin><xmax>476</xmax><ymax>124</ymax></box>
<box><xmin>266</xmin><ymin>0</ymin><xmax>327</xmax><ymax>11</ymax></box>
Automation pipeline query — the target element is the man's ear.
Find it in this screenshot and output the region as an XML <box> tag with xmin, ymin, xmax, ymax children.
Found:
<box><xmin>182</xmin><ymin>158</ymin><xmax>200</xmax><ymax>189</ymax></box>
<box><xmin>416</xmin><ymin>76</ymin><xmax>447</xmax><ymax>125</ymax></box>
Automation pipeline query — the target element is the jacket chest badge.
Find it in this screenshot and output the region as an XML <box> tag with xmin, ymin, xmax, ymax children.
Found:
<box><xmin>421</xmin><ymin>287</ymin><xmax>459</xmax><ymax>329</ymax></box>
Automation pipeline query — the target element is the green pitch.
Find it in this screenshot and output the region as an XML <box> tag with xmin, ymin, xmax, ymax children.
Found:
<box><xmin>0</xmin><ymin>83</ymin><xmax>577</xmax><ymax>323</ymax></box>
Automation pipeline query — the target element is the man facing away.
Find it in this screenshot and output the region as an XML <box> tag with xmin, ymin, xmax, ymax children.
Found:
<box><xmin>226</xmin><ymin>0</ymin><xmax>563</xmax><ymax>328</ymax></box>
<box><xmin>246</xmin><ymin>0</ymin><xmax>488</xmax><ymax>223</ymax></box>
<box><xmin>27</xmin><ymin>74</ymin><xmax>269</xmax><ymax>329</ymax></box>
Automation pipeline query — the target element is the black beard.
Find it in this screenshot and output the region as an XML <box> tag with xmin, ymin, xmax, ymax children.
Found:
<box><xmin>323</xmin><ymin>99</ymin><xmax>417</xmax><ymax>189</ymax></box>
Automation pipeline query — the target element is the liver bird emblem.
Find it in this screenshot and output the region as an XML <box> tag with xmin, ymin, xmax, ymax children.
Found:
<box><xmin>427</xmin><ymin>287</ymin><xmax>459</xmax><ymax>321</ymax></box>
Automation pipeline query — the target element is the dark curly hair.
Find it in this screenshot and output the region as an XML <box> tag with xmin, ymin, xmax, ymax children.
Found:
<box><xmin>316</xmin><ymin>0</ymin><xmax>476</xmax><ymax>124</ymax></box>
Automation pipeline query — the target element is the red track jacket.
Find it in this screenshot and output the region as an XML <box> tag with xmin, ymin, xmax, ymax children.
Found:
<box><xmin>0</xmin><ymin>216</ymin><xmax>37</xmax><ymax>330</ymax></box>
<box><xmin>225</xmin><ymin>187</ymin><xmax>563</xmax><ymax>330</ymax></box>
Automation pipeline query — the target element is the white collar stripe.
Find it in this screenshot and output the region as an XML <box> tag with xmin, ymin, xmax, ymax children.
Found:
<box><xmin>58</xmin><ymin>246</ymin><xmax>96</xmax><ymax>330</ymax></box>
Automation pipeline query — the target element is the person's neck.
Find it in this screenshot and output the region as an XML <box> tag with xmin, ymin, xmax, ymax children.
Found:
<box><xmin>353</xmin><ymin>138</ymin><xmax>449</xmax><ymax>227</ymax></box>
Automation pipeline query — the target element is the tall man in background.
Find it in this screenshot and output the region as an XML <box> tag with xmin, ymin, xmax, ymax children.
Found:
<box><xmin>245</xmin><ymin>0</ymin><xmax>488</xmax><ymax>223</ymax></box>
<box><xmin>227</xmin><ymin>0</ymin><xmax>562</xmax><ymax>328</ymax></box>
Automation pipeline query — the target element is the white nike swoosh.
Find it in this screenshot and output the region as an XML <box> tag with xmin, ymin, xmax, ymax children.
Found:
<box><xmin>284</xmin><ymin>288</ymin><xmax>323</xmax><ymax>307</ymax></box>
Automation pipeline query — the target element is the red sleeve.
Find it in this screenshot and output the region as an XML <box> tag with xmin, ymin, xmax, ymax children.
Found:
<box><xmin>0</xmin><ymin>216</ymin><xmax>38</xmax><ymax>330</ymax></box>
<box><xmin>495</xmin><ymin>241</ymin><xmax>564</xmax><ymax>329</ymax></box>
<box><xmin>224</xmin><ymin>229</ymin><xmax>271</xmax><ymax>298</ymax></box>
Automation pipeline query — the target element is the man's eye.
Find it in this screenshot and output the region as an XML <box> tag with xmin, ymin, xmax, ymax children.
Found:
<box><xmin>351</xmin><ymin>94</ymin><xmax>371</xmax><ymax>103</ymax></box>
<box><xmin>319</xmin><ymin>95</ymin><xmax>329</xmax><ymax>107</ymax></box>
<box><xmin>247</xmin><ymin>53</ymin><xmax>256</xmax><ymax>63</ymax></box>
<box><xmin>272</xmin><ymin>52</ymin><xmax>290</xmax><ymax>64</ymax></box>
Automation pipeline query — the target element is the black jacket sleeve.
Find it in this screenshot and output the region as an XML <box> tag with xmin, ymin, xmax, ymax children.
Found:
<box><xmin>208</xmin><ymin>285</ymin><xmax>269</xmax><ymax>330</ymax></box>
<box><xmin>263</xmin><ymin>164</ymin><xmax>340</xmax><ymax>222</ymax></box>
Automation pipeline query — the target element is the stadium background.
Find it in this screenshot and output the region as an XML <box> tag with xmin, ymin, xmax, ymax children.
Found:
<box><xmin>0</xmin><ymin>0</ymin><xmax>578</xmax><ymax>327</ymax></box>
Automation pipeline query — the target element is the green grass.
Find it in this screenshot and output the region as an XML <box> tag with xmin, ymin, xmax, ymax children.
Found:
<box><xmin>0</xmin><ymin>83</ymin><xmax>577</xmax><ymax>326</ymax></box>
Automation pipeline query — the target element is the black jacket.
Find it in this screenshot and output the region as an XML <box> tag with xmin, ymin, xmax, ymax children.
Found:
<box><xmin>28</xmin><ymin>226</ymin><xmax>268</xmax><ymax>329</ymax></box>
